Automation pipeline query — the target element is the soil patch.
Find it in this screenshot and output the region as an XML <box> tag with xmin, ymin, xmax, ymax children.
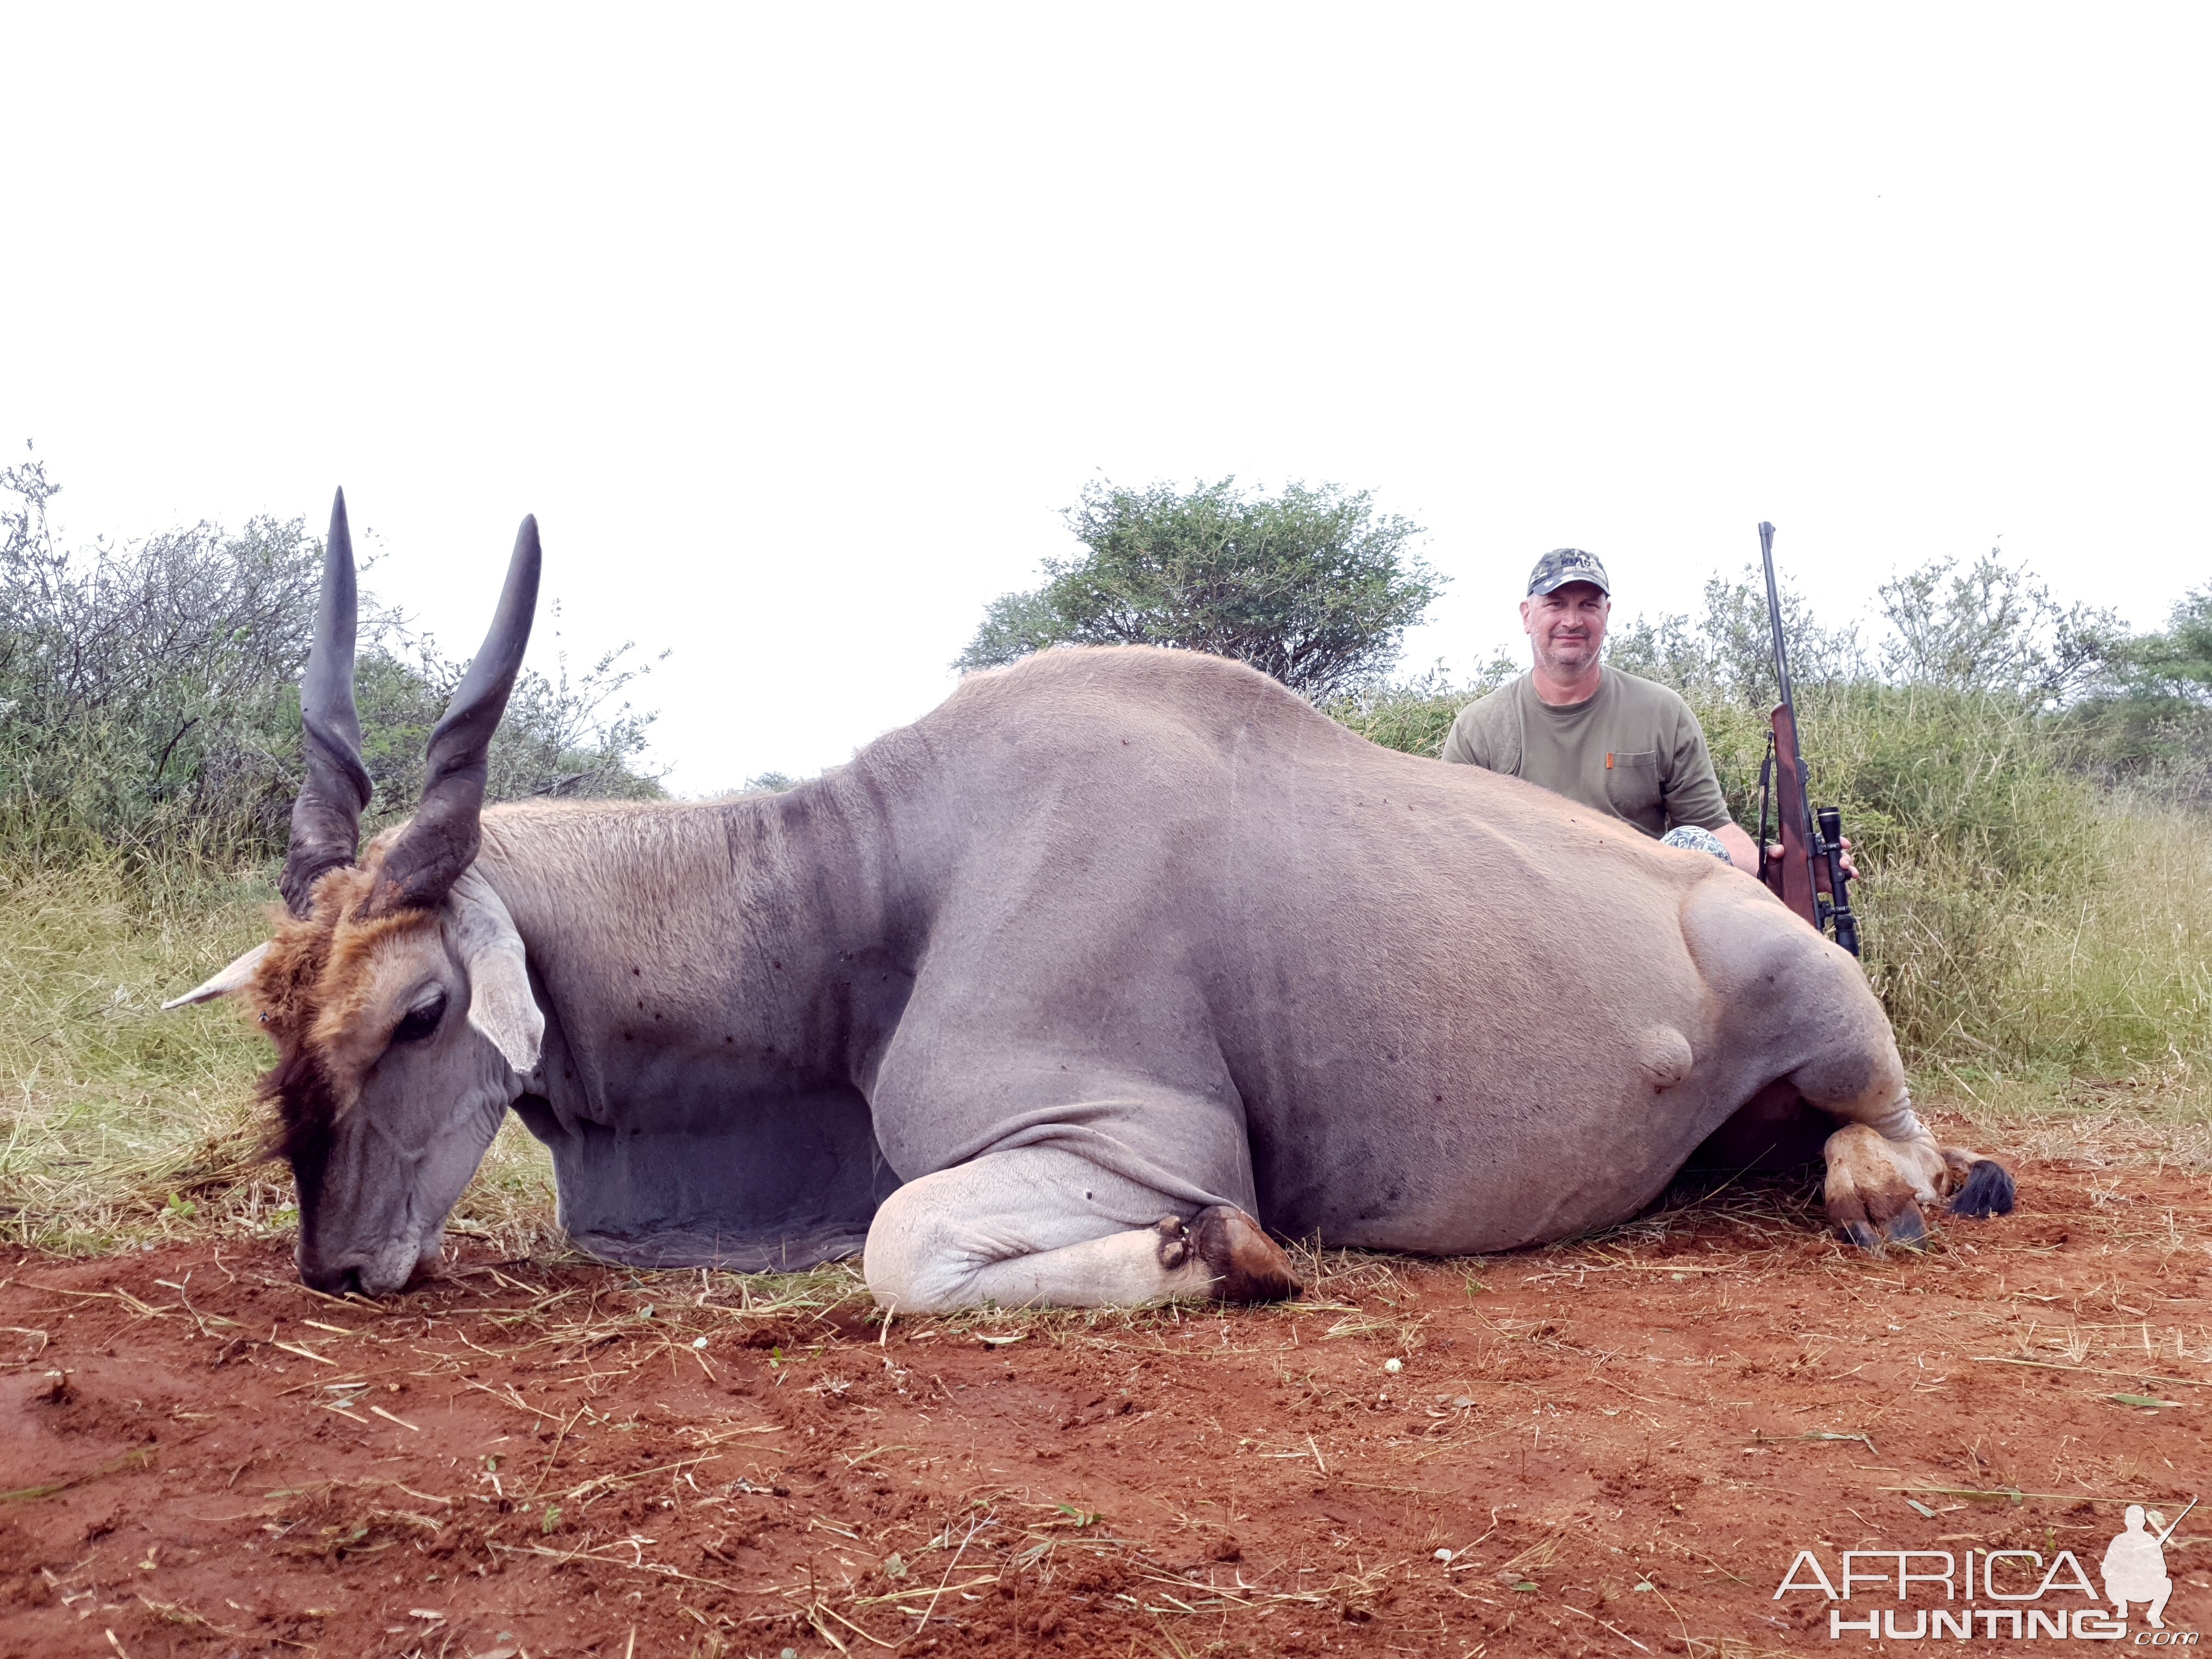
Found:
<box><xmin>2</xmin><ymin>1156</ymin><xmax>2208</xmax><ymax>1657</ymax></box>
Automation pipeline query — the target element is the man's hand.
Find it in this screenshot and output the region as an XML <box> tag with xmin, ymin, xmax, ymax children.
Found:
<box><xmin>1760</xmin><ymin>835</ymin><xmax>1859</xmax><ymax>880</ymax></box>
<box><xmin>1717</xmin><ymin>824</ymin><xmax>1859</xmax><ymax>881</ymax></box>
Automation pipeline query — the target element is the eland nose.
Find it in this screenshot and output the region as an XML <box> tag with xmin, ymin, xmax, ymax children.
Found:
<box><xmin>297</xmin><ymin>1256</ymin><xmax>362</xmax><ymax>1296</ymax></box>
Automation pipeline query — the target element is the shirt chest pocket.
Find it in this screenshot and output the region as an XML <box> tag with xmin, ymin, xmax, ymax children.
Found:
<box><xmin>1604</xmin><ymin>748</ymin><xmax>1662</xmax><ymax>820</ymax></box>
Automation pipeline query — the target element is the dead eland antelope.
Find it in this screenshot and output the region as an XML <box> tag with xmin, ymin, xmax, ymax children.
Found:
<box><xmin>168</xmin><ymin>493</ymin><xmax>2015</xmax><ymax>1308</ymax></box>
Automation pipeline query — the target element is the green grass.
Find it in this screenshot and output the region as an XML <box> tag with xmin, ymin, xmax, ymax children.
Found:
<box><xmin>1869</xmin><ymin>795</ymin><xmax>2212</xmax><ymax>1069</ymax></box>
<box><xmin>0</xmin><ymin>859</ymin><xmax>268</xmax><ymax>1251</ymax></box>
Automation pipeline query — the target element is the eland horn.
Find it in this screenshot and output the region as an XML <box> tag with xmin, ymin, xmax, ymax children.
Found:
<box><xmin>364</xmin><ymin>516</ymin><xmax>542</xmax><ymax>917</ymax></box>
<box><xmin>279</xmin><ymin>489</ymin><xmax>374</xmax><ymax>916</ymax></box>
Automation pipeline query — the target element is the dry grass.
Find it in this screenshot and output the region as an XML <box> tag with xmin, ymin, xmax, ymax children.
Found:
<box><xmin>1914</xmin><ymin>1050</ymin><xmax>2212</xmax><ymax>1174</ymax></box>
<box><xmin>292</xmin><ymin>1255</ymin><xmax>1443</xmax><ymax>1652</ymax></box>
<box><xmin>23</xmin><ymin>1250</ymin><xmax>1415</xmax><ymax>1651</ymax></box>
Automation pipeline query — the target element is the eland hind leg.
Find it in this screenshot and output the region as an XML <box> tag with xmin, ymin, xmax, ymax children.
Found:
<box><xmin>1776</xmin><ymin>977</ymin><xmax>2016</xmax><ymax>1249</ymax></box>
<box><xmin>861</xmin><ymin>1147</ymin><xmax>1301</xmax><ymax>1316</ymax></box>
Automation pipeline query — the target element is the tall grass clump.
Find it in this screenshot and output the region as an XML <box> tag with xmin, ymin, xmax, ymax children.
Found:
<box><xmin>0</xmin><ymin>853</ymin><xmax>562</xmax><ymax>1252</ymax></box>
<box><xmin>1333</xmin><ymin>554</ymin><xmax>2212</xmax><ymax>1077</ymax></box>
<box><xmin>0</xmin><ymin>857</ymin><xmax>271</xmax><ymax>1249</ymax></box>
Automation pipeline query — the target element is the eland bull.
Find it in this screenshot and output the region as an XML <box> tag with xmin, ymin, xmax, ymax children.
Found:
<box><xmin>170</xmin><ymin>493</ymin><xmax>2016</xmax><ymax>1310</ymax></box>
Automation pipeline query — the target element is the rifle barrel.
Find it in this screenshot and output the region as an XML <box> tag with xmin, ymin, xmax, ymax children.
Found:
<box><xmin>1758</xmin><ymin>521</ymin><xmax>1794</xmax><ymax>709</ymax></box>
<box><xmin>2154</xmin><ymin>1496</ymin><xmax>2198</xmax><ymax>1547</ymax></box>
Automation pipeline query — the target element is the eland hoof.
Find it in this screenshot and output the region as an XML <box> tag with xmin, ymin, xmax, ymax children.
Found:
<box><xmin>1836</xmin><ymin>1200</ymin><xmax>1931</xmax><ymax>1253</ymax></box>
<box><xmin>1840</xmin><ymin>1220</ymin><xmax>1882</xmax><ymax>1252</ymax></box>
<box><xmin>1191</xmin><ymin>1205</ymin><xmax>1302</xmax><ymax>1303</ymax></box>
<box><xmin>1948</xmin><ymin>1158</ymin><xmax>2016</xmax><ymax>1219</ymax></box>
<box><xmin>1881</xmin><ymin>1205</ymin><xmax>1930</xmax><ymax>1249</ymax></box>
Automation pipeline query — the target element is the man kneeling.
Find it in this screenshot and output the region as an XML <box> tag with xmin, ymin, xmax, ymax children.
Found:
<box><xmin>1442</xmin><ymin>547</ymin><xmax>1758</xmax><ymax>867</ymax></box>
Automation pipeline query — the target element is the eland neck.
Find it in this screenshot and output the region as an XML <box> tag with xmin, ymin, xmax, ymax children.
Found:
<box><xmin>469</xmin><ymin>782</ymin><xmax>918</xmax><ymax>1103</ymax></box>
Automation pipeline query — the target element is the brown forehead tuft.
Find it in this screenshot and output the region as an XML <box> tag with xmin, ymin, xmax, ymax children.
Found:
<box><xmin>249</xmin><ymin>864</ymin><xmax>441</xmax><ymax>1151</ymax></box>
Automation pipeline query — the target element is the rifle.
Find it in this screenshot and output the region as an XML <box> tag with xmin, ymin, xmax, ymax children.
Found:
<box><xmin>1754</xmin><ymin>522</ymin><xmax>1860</xmax><ymax>957</ymax></box>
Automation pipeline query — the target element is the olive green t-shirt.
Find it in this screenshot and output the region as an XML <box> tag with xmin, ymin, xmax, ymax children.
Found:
<box><xmin>1438</xmin><ymin>669</ymin><xmax>1733</xmax><ymax>839</ymax></box>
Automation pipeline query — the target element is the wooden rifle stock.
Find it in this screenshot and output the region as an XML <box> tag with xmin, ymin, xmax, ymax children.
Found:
<box><xmin>1765</xmin><ymin>698</ymin><xmax>1820</xmax><ymax>928</ymax></box>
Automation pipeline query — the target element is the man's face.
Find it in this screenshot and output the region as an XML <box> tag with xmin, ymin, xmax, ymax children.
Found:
<box><xmin>1520</xmin><ymin>580</ymin><xmax>1610</xmax><ymax>674</ymax></box>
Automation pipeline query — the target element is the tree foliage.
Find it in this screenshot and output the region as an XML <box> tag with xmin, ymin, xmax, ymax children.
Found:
<box><xmin>2129</xmin><ymin>587</ymin><xmax>2212</xmax><ymax>706</ymax></box>
<box><xmin>0</xmin><ymin>452</ymin><xmax>663</xmax><ymax>866</ymax></box>
<box><xmin>1606</xmin><ymin>567</ymin><xmax>1864</xmax><ymax>706</ymax></box>
<box><xmin>1875</xmin><ymin>548</ymin><xmax>2124</xmax><ymax>703</ymax></box>
<box><xmin>957</xmin><ymin>478</ymin><xmax>1442</xmax><ymax>702</ymax></box>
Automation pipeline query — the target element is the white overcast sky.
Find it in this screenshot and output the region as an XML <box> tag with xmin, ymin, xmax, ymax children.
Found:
<box><xmin>4</xmin><ymin>5</ymin><xmax>2205</xmax><ymax>789</ymax></box>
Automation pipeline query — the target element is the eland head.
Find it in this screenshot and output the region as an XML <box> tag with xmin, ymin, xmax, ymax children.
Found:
<box><xmin>168</xmin><ymin>490</ymin><xmax>545</xmax><ymax>1295</ymax></box>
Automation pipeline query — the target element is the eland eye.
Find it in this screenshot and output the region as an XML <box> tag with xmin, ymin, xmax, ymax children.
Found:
<box><xmin>393</xmin><ymin>991</ymin><xmax>448</xmax><ymax>1045</ymax></box>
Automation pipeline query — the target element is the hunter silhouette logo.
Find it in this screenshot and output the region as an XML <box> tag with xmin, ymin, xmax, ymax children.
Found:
<box><xmin>2104</xmin><ymin>1502</ymin><xmax>2190</xmax><ymax>1630</ymax></box>
<box><xmin>1771</xmin><ymin>1495</ymin><xmax>2199</xmax><ymax>1642</ymax></box>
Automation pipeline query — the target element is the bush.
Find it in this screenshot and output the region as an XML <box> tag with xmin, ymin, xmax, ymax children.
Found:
<box><xmin>1320</xmin><ymin>657</ymin><xmax>1516</xmax><ymax>759</ymax></box>
<box><xmin>0</xmin><ymin>456</ymin><xmax>663</xmax><ymax>871</ymax></box>
<box><xmin>1760</xmin><ymin>683</ymin><xmax>2119</xmax><ymax>1060</ymax></box>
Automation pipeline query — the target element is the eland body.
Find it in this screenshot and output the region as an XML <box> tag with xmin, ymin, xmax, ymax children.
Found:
<box><xmin>173</xmin><ymin>495</ymin><xmax>2016</xmax><ymax>1308</ymax></box>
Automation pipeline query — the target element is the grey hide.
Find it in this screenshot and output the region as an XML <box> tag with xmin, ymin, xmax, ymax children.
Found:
<box><xmin>466</xmin><ymin>645</ymin><xmax>1899</xmax><ymax>1268</ymax></box>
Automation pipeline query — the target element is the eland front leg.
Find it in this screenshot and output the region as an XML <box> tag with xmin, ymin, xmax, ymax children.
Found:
<box><xmin>860</xmin><ymin>1147</ymin><xmax>1302</xmax><ymax>1315</ymax></box>
<box><xmin>1750</xmin><ymin>973</ymin><xmax>2019</xmax><ymax>1249</ymax></box>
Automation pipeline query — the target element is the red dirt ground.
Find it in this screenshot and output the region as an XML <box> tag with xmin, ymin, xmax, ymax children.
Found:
<box><xmin>3</xmin><ymin>1150</ymin><xmax>2208</xmax><ymax>1659</ymax></box>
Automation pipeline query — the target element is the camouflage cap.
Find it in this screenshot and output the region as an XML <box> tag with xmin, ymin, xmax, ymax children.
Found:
<box><xmin>1526</xmin><ymin>548</ymin><xmax>1611</xmax><ymax>597</ymax></box>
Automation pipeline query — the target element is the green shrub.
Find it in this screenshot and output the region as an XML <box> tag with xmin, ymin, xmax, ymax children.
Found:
<box><xmin>1320</xmin><ymin>658</ymin><xmax>1517</xmax><ymax>759</ymax></box>
<box><xmin>0</xmin><ymin>456</ymin><xmax>663</xmax><ymax>872</ymax></box>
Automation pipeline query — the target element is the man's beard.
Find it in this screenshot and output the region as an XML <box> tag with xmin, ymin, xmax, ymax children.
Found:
<box><xmin>1537</xmin><ymin>637</ymin><xmax>1596</xmax><ymax>673</ymax></box>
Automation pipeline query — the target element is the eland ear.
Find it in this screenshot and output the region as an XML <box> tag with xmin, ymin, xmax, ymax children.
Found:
<box><xmin>448</xmin><ymin>871</ymin><xmax>544</xmax><ymax>1074</ymax></box>
<box><xmin>162</xmin><ymin>942</ymin><xmax>272</xmax><ymax>1010</ymax></box>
